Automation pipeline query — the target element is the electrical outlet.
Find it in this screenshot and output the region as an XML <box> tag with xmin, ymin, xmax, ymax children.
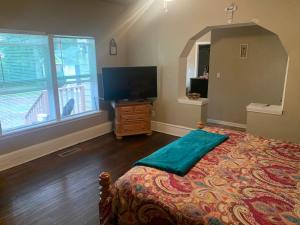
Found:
<box><xmin>217</xmin><ymin>72</ymin><xmax>221</xmax><ymax>78</ymax></box>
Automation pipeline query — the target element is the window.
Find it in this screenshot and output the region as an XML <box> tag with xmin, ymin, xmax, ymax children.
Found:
<box><xmin>0</xmin><ymin>33</ymin><xmax>55</xmax><ymax>132</ymax></box>
<box><xmin>0</xmin><ymin>32</ymin><xmax>98</xmax><ymax>134</ymax></box>
<box><xmin>54</xmin><ymin>36</ymin><xmax>98</xmax><ymax>118</ymax></box>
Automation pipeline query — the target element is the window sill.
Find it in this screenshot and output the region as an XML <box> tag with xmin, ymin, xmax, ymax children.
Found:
<box><xmin>246</xmin><ymin>103</ymin><xmax>283</xmax><ymax>116</ymax></box>
<box><xmin>0</xmin><ymin>110</ymin><xmax>104</xmax><ymax>140</ymax></box>
<box><xmin>177</xmin><ymin>97</ymin><xmax>209</xmax><ymax>106</ymax></box>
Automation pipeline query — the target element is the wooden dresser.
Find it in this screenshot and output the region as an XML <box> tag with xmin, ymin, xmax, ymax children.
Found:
<box><xmin>113</xmin><ymin>101</ymin><xmax>152</xmax><ymax>139</ymax></box>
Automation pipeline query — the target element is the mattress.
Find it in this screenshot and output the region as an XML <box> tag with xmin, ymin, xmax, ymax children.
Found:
<box><xmin>108</xmin><ymin>127</ymin><xmax>300</xmax><ymax>225</ymax></box>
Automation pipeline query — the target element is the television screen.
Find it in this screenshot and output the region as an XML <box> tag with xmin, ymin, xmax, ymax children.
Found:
<box><xmin>100</xmin><ymin>66</ymin><xmax>157</xmax><ymax>101</ymax></box>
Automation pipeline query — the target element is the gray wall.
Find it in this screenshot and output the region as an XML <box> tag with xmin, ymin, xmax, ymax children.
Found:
<box><xmin>126</xmin><ymin>0</ymin><xmax>300</xmax><ymax>143</ymax></box>
<box><xmin>0</xmin><ymin>0</ymin><xmax>130</xmax><ymax>71</ymax></box>
<box><xmin>1</xmin><ymin>0</ymin><xmax>300</xmax><ymax>154</ymax></box>
<box><xmin>0</xmin><ymin>112</ymin><xmax>109</xmax><ymax>155</ymax></box>
<box><xmin>0</xmin><ymin>0</ymin><xmax>130</xmax><ymax>155</ymax></box>
<box><xmin>208</xmin><ymin>26</ymin><xmax>288</xmax><ymax>124</ymax></box>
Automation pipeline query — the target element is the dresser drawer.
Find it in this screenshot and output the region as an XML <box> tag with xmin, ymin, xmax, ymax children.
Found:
<box><xmin>119</xmin><ymin>114</ymin><xmax>149</xmax><ymax>123</ymax></box>
<box><xmin>134</xmin><ymin>105</ymin><xmax>150</xmax><ymax>113</ymax></box>
<box><xmin>123</xmin><ymin>122</ymin><xmax>150</xmax><ymax>133</ymax></box>
<box><xmin>116</xmin><ymin>104</ymin><xmax>151</xmax><ymax>117</ymax></box>
<box><xmin>115</xmin><ymin>121</ymin><xmax>150</xmax><ymax>134</ymax></box>
<box><xmin>114</xmin><ymin>102</ymin><xmax>152</xmax><ymax>138</ymax></box>
<box><xmin>118</xmin><ymin>106</ymin><xmax>134</xmax><ymax>114</ymax></box>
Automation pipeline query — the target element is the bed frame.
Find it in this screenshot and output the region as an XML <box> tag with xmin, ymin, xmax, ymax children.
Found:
<box><xmin>99</xmin><ymin>172</ymin><xmax>113</xmax><ymax>225</ymax></box>
<box><xmin>98</xmin><ymin>121</ymin><xmax>205</xmax><ymax>225</ymax></box>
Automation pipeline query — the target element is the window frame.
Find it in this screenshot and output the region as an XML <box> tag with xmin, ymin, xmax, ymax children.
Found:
<box><xmin>0</xmin><ymin>30</ymin><xmax>100</xmax><ymax>136</ymax></box>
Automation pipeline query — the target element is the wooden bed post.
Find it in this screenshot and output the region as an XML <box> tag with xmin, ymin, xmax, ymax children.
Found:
<box><xmin>99</xmin><ymin>172</ymin><xmax>112</xmax><ymax>225</ymax></box>
<box><xmin>197</xmin><ymin>121</ymin><xmax>205</xmax><ymax>129</ymax></box>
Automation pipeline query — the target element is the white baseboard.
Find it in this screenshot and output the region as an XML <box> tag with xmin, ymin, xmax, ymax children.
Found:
<box><xmin>151</xmin><ymin>121</ymin><xmax>195</xmax><ymax>137</ymax></box>
<box><xmin>207</xmin><ymin>119</ymin><xmax>246</xmax><ymax>129</ymax></box>
<box><xmin>0</xmin><ymin>122</ymin><xmax>112</xmax><ymax>172</ymax></box>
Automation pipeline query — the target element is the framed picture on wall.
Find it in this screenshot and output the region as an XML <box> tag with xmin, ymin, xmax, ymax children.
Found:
<box><xmin>240</xmin><ymin>44</ymin><xmax>248</xmax><ymax>59</ymax></box>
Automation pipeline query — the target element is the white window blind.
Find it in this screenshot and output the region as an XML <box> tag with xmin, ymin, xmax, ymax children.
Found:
<box><xmin>0</xmin><ymin>32</ymin><xmax>98</xmax><ymax>134</ymax></box>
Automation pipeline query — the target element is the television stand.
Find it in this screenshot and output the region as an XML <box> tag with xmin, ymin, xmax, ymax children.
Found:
<box><xmin>112</xmin><ymin>100</ymin><xmax>152</xmax><ymax>139</ymax></box>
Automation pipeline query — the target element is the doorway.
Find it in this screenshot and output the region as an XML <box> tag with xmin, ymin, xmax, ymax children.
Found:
<box><xmin>197</xmin><ymin>44</ymin><xmax>210</xmax><ymax>76</ymax></box>
<box><xmin>190</xmin><ymin>43</ymin><xmax>211</xmax><ymax>98</ymax></box>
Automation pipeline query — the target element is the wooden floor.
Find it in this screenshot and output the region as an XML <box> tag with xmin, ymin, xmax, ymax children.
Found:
<box><xmin>0</xmin><ymin>132</ymin><xmax>178</xmax><ymax>225</ymax></box>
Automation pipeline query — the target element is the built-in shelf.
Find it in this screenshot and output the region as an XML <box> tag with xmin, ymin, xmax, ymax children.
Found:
<box><xmin>246</xmin><ymin>103</ymin><xmax>283</xmax><ymax>115</ymax></box>
<box><xmin>177</xmin><ymin>97</ymin><xmax>209</xmax><ymax>106</ymax></box>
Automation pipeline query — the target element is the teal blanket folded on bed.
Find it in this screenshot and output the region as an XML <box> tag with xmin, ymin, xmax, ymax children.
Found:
<box><xmin>134</xmin><ymin>129</ymin><xmax>228</xmax><ymax>176</ymax></box>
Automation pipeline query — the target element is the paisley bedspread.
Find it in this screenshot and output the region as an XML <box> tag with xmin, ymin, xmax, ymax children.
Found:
<box><xmin>109</xmin><ymin>127</ymin><xmax>300</xmax><ymax>225</ymax></box>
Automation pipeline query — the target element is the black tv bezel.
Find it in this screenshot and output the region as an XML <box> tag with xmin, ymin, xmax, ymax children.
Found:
<box><xmin>100</xmin><ymin>66</ymin><xmax>157</xmax><ymax>101</ymax></box>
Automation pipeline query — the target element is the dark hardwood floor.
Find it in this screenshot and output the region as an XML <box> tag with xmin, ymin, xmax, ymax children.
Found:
<box><xmin>0</xmin><ymin>132</ymin><xmax>178</xmax><ymax>225</ymax></box>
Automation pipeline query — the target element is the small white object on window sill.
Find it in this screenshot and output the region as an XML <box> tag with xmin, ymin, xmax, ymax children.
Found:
<box><xmin>246</xmin><ymin>103</ymin><xmax>283</xmax><ymax>115</ymax></box>
<box><xmin>177</xmin><ymin>97</ymin><xmax>209</xmax><ymax>106</ymax></box>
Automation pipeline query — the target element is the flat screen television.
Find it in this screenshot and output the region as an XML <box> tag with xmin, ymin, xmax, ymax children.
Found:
<box><xmin>100</xmin><ymin>66</ymin><xmax>157</xmax><ymax>101</ymax></box>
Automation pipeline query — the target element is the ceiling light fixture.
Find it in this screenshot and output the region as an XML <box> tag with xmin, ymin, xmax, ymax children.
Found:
<box><xmin>164</xmin><ymin>0</ymin><xmax>173</xmax><ymax>12</ymax></box>
<box><xmin>225</xmin><ymin>3</ymin><xmax>237</xmax><ymax>24</ymax></box>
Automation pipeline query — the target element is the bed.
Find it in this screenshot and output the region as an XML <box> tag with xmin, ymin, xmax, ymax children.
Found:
<box><xmin>98</xmin><ymin>127</ymin><xmax>300</xmax><ymax>225</ymax></box>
